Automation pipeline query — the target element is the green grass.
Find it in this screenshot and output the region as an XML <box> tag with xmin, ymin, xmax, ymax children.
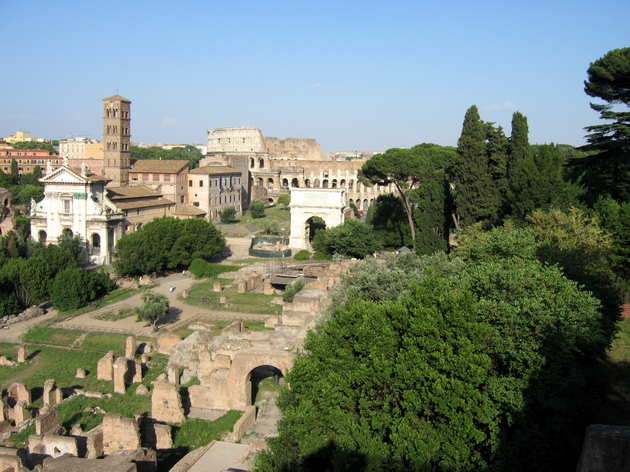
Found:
<box><xmin>80</xmin><ymin>333</ymin><xmax>129</xmax><ymax>353</ymax></box>
<box><xmin>93</xmin><ymin>308</ymin><xmax>137</xmax><ymax>322</ymax></box>
<box><xmin>53</xmin><ymin>287</ymin><xmax>147</xmax><ymax>321</ymax></box>
<box><xmin>20</xmin><ymin>326</ymin><xmax>83</xmax><ymax>345</ymax></box>
<box><xmin>185</xmin><ymin>281</ymin><xmax>281</xmax><ymax>315</ymax></box>
<box><xmin>244</xmin><ymin>320</ymin><xmax>274</xmax><ymax>332</ymax></box>
<box><xmin>172</xmin><ymin>411</ymin><xmax>242</xmax><ymax>449</ymax></box>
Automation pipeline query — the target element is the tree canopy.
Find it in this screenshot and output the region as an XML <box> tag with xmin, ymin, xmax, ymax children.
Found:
<box><xmin>113</xmin><ymin>217</ymin><xmax>225</xmax><ymax>276</ymax></box>
<box><xmin>359</xmin><ymin>144</ymin><xmax>456</xmax><ymax>249</ymax></box>
<box><xmin>572</xmin><ymin>47</ymin><xmax>630</xmax><ymax>201</ymax></box>
<box><xmin>311</xmin><ymin>219</ymin><xmax>381</xmax><ymax>260</ymax></box>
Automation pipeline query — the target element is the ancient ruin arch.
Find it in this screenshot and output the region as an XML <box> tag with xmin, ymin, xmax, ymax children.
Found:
<box><xmin>267</xmin><ymin>178</ymin><xmax>274</xmax><ymax>189</ymax></box>
<box><xmin>291</xmin><ymin>178</ymin><xmax>299</xmax><ymax>188</ymax></box>
<box><xmin>304</xmin><ymin>178</ymin><xmax>310</xmax><ymax>187</ymax></box>
<box><xmin>289</xmin><ymin>189</ymin><xmax>346</xmax><ymax>250</ymax></box>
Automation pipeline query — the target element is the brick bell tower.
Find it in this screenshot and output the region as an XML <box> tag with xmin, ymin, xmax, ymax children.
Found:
<box><xmin>102</xmin><ymin>95</ymin><xmax>131</xmax><ymax>186</ymax></box>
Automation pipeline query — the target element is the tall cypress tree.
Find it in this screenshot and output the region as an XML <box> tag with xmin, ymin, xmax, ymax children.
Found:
<box><xmin>453</xmin><ymin>105</ymin><xmax>494</xmax><ymax>228</ymax></box>
<box><xmin>10</xmin><ymin>158</ymin><xmax>19</xmax><ymax>185</ymax></box>
<box><xmin>486</xmin><ymin>123</ymin><xmax>509</xmax><ymax>220</ymax></box>
<box><xmin>507</xmin><ymin>112</ymin><xmax>531</xmax><ymax>180</ymax></box>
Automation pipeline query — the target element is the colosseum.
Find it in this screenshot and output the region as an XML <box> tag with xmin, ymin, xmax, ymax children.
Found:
<box><xmin>201</xmin><ymin>126</ymin><xmax>394</xmax><ymax>212</ymax></box>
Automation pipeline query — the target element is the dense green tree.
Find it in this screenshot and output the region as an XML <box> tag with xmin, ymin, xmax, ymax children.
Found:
<box><xmin>249</xmin><ymin>199</ymin><xmax>266</xmax><ymax>218</ymax></box>
<box><xmin>310</xmin><ymin>219</ymin><xmax>381</xmax><ymax>259</ymax></box>
<box><xmin>256</xmin><ymin>278</ymin><xmax>496</xmax><ymax>472</ymax></box>
<box><xmin>571</xmin><ymin>48</ymin><xmax>630</xmax><ymax>201</ymax></box>
<box><xmin>11</xmin><ymin>141</ymin><xmax>57</xmax><ymax>155</ymax></box>
<box><xmin>507</xmin><ymin>144</ymin><xmax>584</xmax><ymax>219</ymax></box>
<box><xmin>453</xmin><ymin>105</ymin><xmax>496</xmax><ymax>228</ymax></box>
<box><xmin>113</xmin><ymin>217</ymin><xmax>225</xmax><ymax>276</ymax></box>
<box><xmin>459</xmin><ymin>256</ymin><xmax>607</xmax><ymax>471</ymax></box>
<box><xmin>50</xmin><ymin>268</ymin><xmax>115</xmax><ymax>312</ymax></box>
<box><xmin>486</xmin><ymin>122</ymin><xmax>509</xmax><ymax>216</ymax></box>
<box><xmin>370</xmin><ymin>194</ymin><xmax>410</xmax><ymax>249</ymax></box>
<box><xmin>507</xmin><ymin>111</ymin><xmax>531</xmax><ymax>180</ymax></box>
<box><xmin>136</xmin><ymin>291</ymin><xmax>169</xmax><ymax>329</ymax></box>
<box><xmin>19</xmin><ymin>166</ymin><xmax>43</xmax><ymax>186</ymax></box>
<box><xmin>130</xmin><ymin>144</ymin><xmax>202</xmax><ymax>169</ymax></box>
<box><xmin>277</xmin><ymin>193</ymin><xmax>291</xmax><ymax>209</ymax></box>
<box><xmin>360</xmin><ymin>144</ymin><xmax>455</xmax><ymax>249</ymax></box>
<box><xmin>57</xmin><ymin>232</ymin><xmax>87</xmax><ymax>266</ymax></box>
<box><xmin>10</xmin><ymin>159</ymin><xmax>18</xmax><ymax>185</ymax></box>
<box><xmin>594</xmin><ymin>196</ymin><xmax>630</xmax><ymax>298</ymax></box>
<box><xmin>218</xmin><ymin>206</ymin><xmax>237</xmax><ymax>223</ymax></box>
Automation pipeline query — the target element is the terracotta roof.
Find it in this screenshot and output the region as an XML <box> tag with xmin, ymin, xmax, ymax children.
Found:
<box><xmin>102</xmin><ymin>94</ymin><xmax>131</xmax><ymax>102</ymax></box>
<box><xmin>189</xmin><ymin>166</ymin><xmax>240</xmax><ymax>175</ymax></box>
<box><xmin>107</xmin><ymin>185</ymin><xmax>159</xmax><ymax>199</ymax></box>
<box><xmin>131</xmin><ymin>159</ymin><xmax>189</xmax><ymax>174</ymax></box>
<box><xmin>174</xmin><ymin>204</ymin><xmax>207</xmax><ymax>217</ymax></box>
<box><xmin>114</xmin><ymin>197</ymin><xmax>175</xmax><ymax>210</ymax></box>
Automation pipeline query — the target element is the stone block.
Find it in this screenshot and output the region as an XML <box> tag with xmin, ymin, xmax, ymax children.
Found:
<box><xmin>102</xmin><ymin>413</ymin><xmax>140</xmax><ymax>455</ymax></box>
<box><xmin>75</xmin><ymin>368</ymin><xmax>86</xmax><ymax>379</ymax></box>
<box><xmin>229</xmin><ymin>405</ymin><xmax>257</xmax><ymax>441</ymax></box>
<box><xmin>213</xmin><ymin>281</ymin><xmax>222</xmax><ymax>292</ymax></box>
<box><xmin>97</xmin><ymin>351</ymin><xmax>114</xmax><ymax>381</ymax></box>
<box><xmin>0</xmin><ymin>355</ymin><xmax>16</xmax><ymax>367</ymax></box>
<box><xmin>167</xmin><ymin>364</ymin><xmax>179</xmax><ymax>385</ymax></box>
<box><xmin>35</xmin><ymin>408</ymin><xmax>60</xmax><ymax>435</ymax></box>
<box><xmin>156</xmin><ymin>329</ymin><xmax>181</xmax><ymax>355</ymax></box>
<box><xmin>151</xmin><ymin>380</ymin><xmax>184</xmax><ymax>423</ymax></box>
<box><xmin>113</xmin><ymin>357</ymin><xmax>129</xmax><ymax>394</ymax></box>
<box><xmin>7</xmin><ymin>383</ymin><xmax>30</xmax><ymax>407</ymax></box>
<box><xmin>43</xmin><ymin>379</ymin><xmax>62</xmax><ymax>407</ymax></box>
<box><xmin>13</xmin><ymin>400</ymin><xmax>29</xmax><ymax>424</ymax></box>
<box><xmin>125</xmin><ymin>336</ymin><xmax>136</xmax><ymax>358</ymax></box>
<box><xmin>132</xmin><ymin>359</ymin><xmax>142</xmax><ymax>383</ymax></box>
<box><xmin>263</xmin><ymin>281</ymin><xmax>273</xmax><ymax>295</ymax></box>
<box><xmin>17</xmin><ymin>345</ymin><xmax>26</xmax><ymax>363</ymax></box>
<box><xmin>145</xmin><ymin>423</ymin><xmax>173</xmax><ymax>450</ymax></box>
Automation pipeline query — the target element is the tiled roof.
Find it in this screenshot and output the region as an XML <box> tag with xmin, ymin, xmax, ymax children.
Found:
<box><xmin>189</xmin><ymin>166</ymin><xmax>240</xmax><ymax>175</ymax></box>
<box><xmin>107</xmin><ymin>185</ymin><xmax>159</xmax><ymax>199</ymax></box>
<box><xmin>114</xmin><ymin>197</ymin><xmax>175</xmax><ymax>210</ymax></box>
<box><xmin>131</xmin><ymin>159</ymin><xmax>189</xmax><ymax>174</ymax></box>
<box><xmin>174</xmin><ymin>204</ymin><xmax>207</xmax><ymax>216</ymax></box>
<box><xmin>102</xmin><ymin>94</ymin><xmax>131</xmax><ymax>102</ymax></box>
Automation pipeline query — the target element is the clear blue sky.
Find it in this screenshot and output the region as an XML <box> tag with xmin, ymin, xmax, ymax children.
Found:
<box><xmin>2</xmin><ymin>0</ymin><xmax>628</xmax><ymax>153</ymax></box>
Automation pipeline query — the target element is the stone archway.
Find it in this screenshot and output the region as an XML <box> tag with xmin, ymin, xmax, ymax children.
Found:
<box><xmin>289</xmin><ymin>189</ymin><xmax>346</xmax><ymax>250</ymax></box>
<box><xmin>189</xmin><ymin>349</ymin><xmax>295</xmax><ymax>411</ymax></box>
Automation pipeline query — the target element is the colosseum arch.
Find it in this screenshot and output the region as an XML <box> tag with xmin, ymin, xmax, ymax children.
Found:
<box><xmin>289</xmin><ymin>188</ymin><xmax>346</xmax><ymax>250</ymax></box>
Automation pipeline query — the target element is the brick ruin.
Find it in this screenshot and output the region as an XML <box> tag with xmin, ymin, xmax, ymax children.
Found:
<box><xmin>0</xmin><ymin>260</ymin><xmax>355</xmax><ymax>471</ymax></box>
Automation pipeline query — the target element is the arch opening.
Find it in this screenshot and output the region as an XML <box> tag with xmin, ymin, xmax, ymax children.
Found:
<box><xmin>306</xmin><ymin>216</ymin><xmax>326</xmax><ymax>243</ymax></box>
<box><xmin>247</xmin><ymin>365</ymin><xmax>284</xmax><ymax>405</ymax></box>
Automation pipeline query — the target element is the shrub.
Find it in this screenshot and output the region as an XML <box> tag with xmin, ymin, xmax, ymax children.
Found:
<box><xmin>50</xmin><ymin>268</ymin><xmax>115</xmax><ymax>312</ymax></box>
<box><xmin>188</xmin><ymin>259</ymin><xmax>240</xmax><ymax>278</ymax></box>
<box><xmin>283</xmin><ymin>278</ymin><xmax>305</xmax><ymax>303</ymax></box>
<box><xmin>219</xmin><ymin>206</ymin><xmax>237</xmax><ymax>223</ymax></box>
<box><xmin>250</xmin><ymin>199</ymin><xmax>266</xmax><ymax>218</ymax></box>
<box><xmin>294</xmin><ymin>250</ymin><xmax>311</xmax><ymax>261</ymax></box>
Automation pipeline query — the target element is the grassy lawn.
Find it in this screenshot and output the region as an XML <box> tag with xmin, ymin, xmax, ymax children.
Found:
<box><xmin>53</xmin><ymin>286</ymin><xmax>146</xmax><ymax>321</ymax></box>
<box><xmin>185</xmin><ymin>281</ymin><xmax>282</xmax><ymax>315</ymax></box>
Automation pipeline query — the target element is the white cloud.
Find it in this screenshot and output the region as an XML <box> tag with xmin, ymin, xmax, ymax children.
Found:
<box><xmin>486</xmin><ymin>101</ymin><xmax>515</xmax><ymax>111</ymax></box>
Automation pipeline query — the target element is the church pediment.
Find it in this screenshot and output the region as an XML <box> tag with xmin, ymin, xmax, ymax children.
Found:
<box><xmin>40</xmin><ymin>166</ymin><xmax>88</xmax><ymax>184</ymax></box>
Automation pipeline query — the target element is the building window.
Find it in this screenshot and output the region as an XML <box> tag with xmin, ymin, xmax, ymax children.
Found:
<box><xmin>62</xmin><ymin>199</ymin><xmax>72</xmax><ymax>214</ymax></box>
<box><xmin>189</xmin><ymin>180</ymin><xmax>193</xmax><ymax>187</ymax></box>
<box><xmin>181</xmin><ymin>196</ymin><xmax>185</xmax><ymax>203</ymax></box>
<box><xmin>153</xmin><ymin>174</ymin><xmax>159</xmax><ymax>181</ymax></box>
<box><xmin>142</xmin><ymin>174</ymin><xmax>149</xmax><ymax>181</ymax></box>
<box><xmin>193</xmin><ymin>202</ymin><xmax>200</xmax><ymax>207</ymax></box>
<box><xmin>164</xmin><ymin>174</ymin><xmax>171</xmax><ymax>181</ymax></box>
<box><xmin>199</xmin><ymin>180</ymin><xmax>203</xmax><ymax>187</ymax></box>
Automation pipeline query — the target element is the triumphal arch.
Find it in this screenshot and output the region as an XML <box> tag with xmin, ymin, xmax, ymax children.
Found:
<box><xmin>289</xmin><ymin>188</ymin><xmax>347</xmax><ymax>250</ymax></box>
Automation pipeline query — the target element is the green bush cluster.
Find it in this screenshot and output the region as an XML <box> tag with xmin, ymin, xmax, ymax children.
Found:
<box><xmin>188</xmin><ymin>259</ymin><xmax>240</xmax><ymax>279</ymax></box>
<box><xmin>50</xmin><ymin>268</ymin><xmax>115</xmax><ymax>312</ymax></box>
<box><xmin>282</xmin><ymin>278</ymin><xmax>304</xmax><ymax>303</ymax></box>
<box><xmin>293</xmin><ymin>250</ymin><xmax>311</xmax><ymax>261</ymax></box>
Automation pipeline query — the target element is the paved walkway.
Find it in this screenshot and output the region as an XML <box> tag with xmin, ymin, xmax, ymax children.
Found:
<box><xmin>187</xmin><ymin>442</ymin><xmax>250</xmax><ymax>472</ymax></box>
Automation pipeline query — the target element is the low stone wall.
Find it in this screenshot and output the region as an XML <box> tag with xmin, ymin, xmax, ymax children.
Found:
<box><xmin>229</xmin><ymin>406</ymin><xmax>256</xmax><ymax>442</ymax></box>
